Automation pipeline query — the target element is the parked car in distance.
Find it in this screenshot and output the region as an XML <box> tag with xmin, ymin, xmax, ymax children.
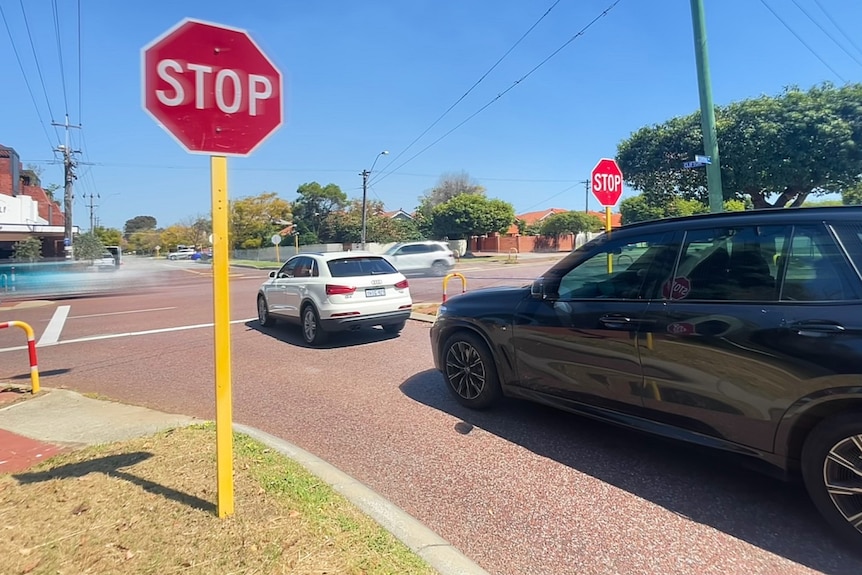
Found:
<box><xmin>429</xmin><ymin>206</ymin><xmax>862</xmax><ymax>547</ymax></box>
<box><xmin>383</xmin><ymin>241</ymin><xmax>455</xmax><ymax>276</ymax></box>
<box><xmin>257</xmin><ymin>251</ymin><xmax>413</xmax><ymax>345</ymax></box>
<box><xmin>168</xmin><ymin>248</ymin><xmax>197</xmax><ymax>260</ymax></box>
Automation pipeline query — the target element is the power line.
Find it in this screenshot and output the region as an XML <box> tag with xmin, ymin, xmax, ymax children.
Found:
<box><xmin>77</xmin><ymin>0</ymin><xmax>82</xmax><ymax>124</ymax></box>
<box><xmin>18</xmin><ymin>0</ymin><xmax>62</xmax><ymax>143</ymax></box>
<box><xmin>813</xmin><ymin>0</ymin><xmax>862</xmax><ymax>60</ymax></box>
<box><xmin>370</xmin><ymin>0</ymin><xmax>623</xmax><ymax>187</ymax></box>
<box><xmin>374</xmin><ymin>0</ymin><xmax>564</xmax><ymax>180</ymax></box>
<box><xmin>790</xmin><ymin>0</ymin><xmax>862</xmax><ymax>68</ymax></box>
<box><xmin>0</xmin><ymin>3</ymin><xmax>56</xmax><ymax>150</ymax></box>
<box><xmin>758</xmin><ymin>0</ymin><xmax>845</xmax><ymax>82</ymax></box>
<box><xmin>51</xmin><ymin>0</ymin><xmax>71</xmax><ymax>118</ymax></box>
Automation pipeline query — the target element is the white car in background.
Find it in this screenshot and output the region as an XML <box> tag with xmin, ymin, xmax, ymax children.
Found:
<box><xmin>383</xmin><ymin>241</ymin><xmax>456</xmax><ymax>276</ymax></box>
<box><xmin>168</xmin><ymin>248</ymin><xmax>197</xmax><ymax>260</ymax></box>
<box><xmin>257</xmin><ymin>252</ymin><xmax>413</xmax><ymax>345</ymax></box>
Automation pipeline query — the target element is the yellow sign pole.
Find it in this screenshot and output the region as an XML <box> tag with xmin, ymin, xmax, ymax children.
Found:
<box><xmin>275</xmin><ymin>243</ymin><xmax>280</xmax><ymax>263</ymax></box>
<box><xmin>295</xmin><ymin>232</ymin><xmax>299</xmax><ymax>254</ymax></box>
<box><xmin>211</xmin><ymin>155</ymin><xmax>234</xmax><ymax>518</ymax></box>
<box><xmin>606</xmin><ymin>205</ymin><xmax>613</xmax><ymax>274</ymax></box>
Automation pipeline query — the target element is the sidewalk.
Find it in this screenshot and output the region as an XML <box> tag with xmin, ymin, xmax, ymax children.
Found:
<box><xmin>0</xmin><ymin>384</ymin><xmax>490</xmax><ymax>575</ymax></box>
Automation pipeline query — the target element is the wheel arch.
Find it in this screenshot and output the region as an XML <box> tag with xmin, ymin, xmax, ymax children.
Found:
<box><xmin>435</xmin><ymin>320</ymin><xmax>516</xmax><ymax>387</ymax></box>
<box><xmin>778</xmin><ymin>392</ymin><xmax>862</xmax><ymax>469</ymax></box>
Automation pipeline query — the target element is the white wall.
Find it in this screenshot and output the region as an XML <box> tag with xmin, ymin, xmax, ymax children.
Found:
<box><xmin>0</xmin><ymin>194</ymin><xmax>47</xmax><ymax>224</ymax></box>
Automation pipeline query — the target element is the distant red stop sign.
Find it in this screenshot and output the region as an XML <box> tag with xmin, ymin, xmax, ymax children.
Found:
<box><xmin>142</xmin><ymin>19</ymin><xmax>283</xmax><ymax>156</ymax></box>
<box><xmin>591</xmin><ymin>158</ymin><xmax>624</xmax><ymax>206</ymax></box>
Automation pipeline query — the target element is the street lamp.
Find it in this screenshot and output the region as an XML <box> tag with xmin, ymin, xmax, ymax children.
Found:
<box><xmin>360</xmin><ymin>150</ymin><xmax>388</xmax><ymax>250</ymax></box>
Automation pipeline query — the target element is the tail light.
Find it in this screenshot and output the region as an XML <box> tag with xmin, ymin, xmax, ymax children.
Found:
<box><xmin>326</xmin><ymin>284</ymin><xmax>356</xmax><ymax>295</ymax></box>
<box><xmin>395</xmin><ymin>279</ymin><xmax>409</xmax><ymax>289</ymax></box>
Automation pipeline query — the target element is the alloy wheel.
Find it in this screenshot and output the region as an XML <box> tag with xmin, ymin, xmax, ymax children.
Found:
<box><xmin>303</xmin><ymin>308</ymin><xmax>317</xmax><ymax>342</ymax></box>
<box><xmin>445</xmin><ymin>341</ymin><xmax>486</xmax><ymax>400</ymax></box>
<box><xmin>823</xmin><ymin>434</ymin><xmax>862</xmax><ymax>534</ymax></box>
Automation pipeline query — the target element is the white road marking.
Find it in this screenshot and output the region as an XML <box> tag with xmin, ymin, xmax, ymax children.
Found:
<box><xmin>69</xmin><ymin>306</ymin><xmax>177</xmax><ymax>319</ymax></box>
<box><xmin>0</xmin><ymin>317</ymin><xmax>257</xmax><ymax>353</ymax></box>
<box><xmin>37</xmin><ymin>305</ymin><xmax>70</xmax><ymax>346</ymax></box>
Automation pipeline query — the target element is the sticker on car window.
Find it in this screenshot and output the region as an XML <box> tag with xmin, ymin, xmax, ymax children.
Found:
<box><xmin>662</xmin><ymin>277</ymin><xmax>691</xmax><ymax>300</ymax></box>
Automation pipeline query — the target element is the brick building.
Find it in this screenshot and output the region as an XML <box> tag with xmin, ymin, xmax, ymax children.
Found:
<box><xmin>0</xmin><ymin>144</ymin><xmax>72</xmax><ymax>260</ymax></box>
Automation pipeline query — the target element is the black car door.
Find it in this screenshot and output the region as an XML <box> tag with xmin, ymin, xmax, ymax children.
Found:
<box><xmin>636</xmin><ymin>223</ymin><xmax>796</xmax><ymax>453</ymax></box>
<box><xmin>511</xmin><ymin>231</ymin><xmax>679</xmax><ymax>415</ymax></box>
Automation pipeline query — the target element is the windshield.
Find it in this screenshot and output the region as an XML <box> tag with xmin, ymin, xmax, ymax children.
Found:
<box><xmin>327</xmin><ymin>257</ymin><xmax>398</xmax><ymax>277</ymax></box>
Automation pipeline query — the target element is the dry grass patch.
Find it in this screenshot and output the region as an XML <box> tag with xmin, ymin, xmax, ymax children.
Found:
<box><xmin>411</xmin><ymin>304</ymin><xmax>439</xmax><ymax>316</ymax></box>
<box><xmin>0</xmin><ymin>424</ymin><xmax>434</xmax><ymax>575</ymax></box>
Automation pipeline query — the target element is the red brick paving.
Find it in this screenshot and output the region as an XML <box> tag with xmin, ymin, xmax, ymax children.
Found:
<box><xmin>0</xmin><ymin>387</ymin><xmax>63</xmax><ymax>474</ymax></box>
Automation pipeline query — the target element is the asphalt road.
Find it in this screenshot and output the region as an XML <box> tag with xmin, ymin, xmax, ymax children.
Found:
<box><xmin>1</xmin><ymin>257</ymin><xmax>860</xmax><ymax>575</ymax></box>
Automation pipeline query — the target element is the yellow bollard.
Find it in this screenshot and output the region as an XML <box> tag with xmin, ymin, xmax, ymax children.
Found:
<box><xmin>0</xmin><ymin>320</ymin><xmax>40</xmax><ymax>393</ymax></box>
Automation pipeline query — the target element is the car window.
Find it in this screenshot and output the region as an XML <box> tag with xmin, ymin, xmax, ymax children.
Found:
<box><xmin>677</xmin><ymin>225</ymin><xmax>787</xmax><ymax>301</ymax></box>
<box><xmin>831</xmin><ymin>222</ymin><xmax>862</xmax><ymax>279</ymax></box>
<box><xmin>277</xmin><ymin>258</ymin><xmax>299</xmax><ymax>278</ymax></box>
<box><xmin>400</xmin><ymin>245</ymin><xmax>427</xmax><ymax>255</ymax></box>
<box><xmin>779</xmin><ymin>225</ymin><xmax>862</xmax><ymax>301</ymax></box>
<box><xmin>327</xmin><ymin>257</ymin><xmax>398</xmax><ymax>277</ymax></box>
<box><xmin>293</xmin><ymin>257</ymin><xmax>313</xmax><ymax>278</ymax></box>
<box><xmin>552</xmin><ymin>232</ymin><xmax>678</xmax><ymax>300</ymax></box>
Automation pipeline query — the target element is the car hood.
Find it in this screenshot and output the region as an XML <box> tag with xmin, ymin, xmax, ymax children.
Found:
<box><xmin>440</xmin><ymin>285</ymin><xmax>530</xmax><ymax>319</ymax></box>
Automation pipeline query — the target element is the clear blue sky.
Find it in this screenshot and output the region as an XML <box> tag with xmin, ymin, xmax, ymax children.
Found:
<box><xmin>2</xmin><ymin>0</ymin><xmax>861</xmax><ymax>231</ymax></box>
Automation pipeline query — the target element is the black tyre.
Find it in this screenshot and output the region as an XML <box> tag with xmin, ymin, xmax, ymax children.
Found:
<box><xmin>801</xmin><ymin>411</ymin><xmax>862</xmax><ymax>547</ymax></box>
<box><xmin>441</xmin><ymin>331</ymin><xmax>502</xmax><ymax>409</ymax></box>
<box><xmin>257</xmin><ymin>295</ymin><xmax>275</xmax><ymax>327</ymax></box>
<box><xmin>431</xmin><ymin>260</ymin><xmax>448</xmax><ymax>276</ymax></box>
<box><xmin>383</xmin><ymin>320</ymin><xmax>407</xmax><ymax>334</ymax></box>
<box><xmin>301</xmin><ymin>305</ymin><xmax>328</xmax><ymax>345</ymax></box>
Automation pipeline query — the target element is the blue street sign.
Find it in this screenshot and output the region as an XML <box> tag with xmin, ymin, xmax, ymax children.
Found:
<box><xmin>683</xmin><ymin>161</ymin><xmax>705</xmax><ymax>169</ymax></box>
<box><xmin>694</xmin><ymin>154</ymin><xmax>712</xmax><ymax>165</ymax></box>
<box><xmin>64</xmin><ymin>238</ymin><xmax>71</xmax><ymax>246</ymax></box>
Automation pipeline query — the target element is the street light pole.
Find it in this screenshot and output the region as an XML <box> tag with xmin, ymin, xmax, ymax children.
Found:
<box><xmin>360</xmin><ymin>150</ymin><xmax>388</xmax><ymax>250</ymax></box>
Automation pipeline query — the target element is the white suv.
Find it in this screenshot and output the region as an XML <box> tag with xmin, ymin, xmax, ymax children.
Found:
<box><xmin>383</xmin><ymin>241</ymin><xmax>455</xmax><ymax>276</ymax></box>
<box><xmin>257</xmin><ymin>252</ymin><xmax>413</xmax><ymax>345</ymax></box>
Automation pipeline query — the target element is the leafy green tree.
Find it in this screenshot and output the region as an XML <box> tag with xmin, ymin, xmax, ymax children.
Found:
<box><xmin>620</xmin><ymin>195</ymin><xmax>666</xmax><ymax>224</ymax></box>
<box><xmin>539</xmin><ymin>212</ymin><xmax>603</xmax><ymax>236</ymax></box>
<box><xmin>13</xmin><ymin>237</ymin><xmax>42</xmax><ymax>262</ymax></box>
<box><xmin>843</xmin><ymin>182</ymin><xmax>862</xmax><ymax>205</ymax></box>
<box><xmin>73</xmin><ymin>232</ymin><xmax>105</xmax><ymax>262</ymax></box>
<box><xmin>617</xmin><ymin>83</ymin><xmax>862</xmax><ymax>209</ymax></box>
<box><xmin>620</xmin><ymin>194</ymin><xmax>743</xmax><ymax>224</ymax></box>
<box><xmin>127</xmin><ymin>230</ymin><xmax>161</xmax><ymax>255</ymax></box>
<box><xmin>293</xmin><ymin>182</ymin><xmax>347</xmax><ymax>243</ymax></box>
<box><xmin>159</xmin><ymin>225</ymin><xmax>198</xmax><ymax>252</ymax></box>
<box><xmin>431</xmin><ymin>194</ymin><xmax>515</xmax><ymax>239</ymax></box>
<box><xmin>123</xmin><ymin>215</ymin><xmax>158</xmax><ymax>240</ymax></box>
<box><xmin>94</xmin><ymin>226</ymin><xmax>123</xmax><ymax>246</ymax></box>
<box><xmin>229</xmin><ymin>192</ymin><xmax>291</xmax><ymax>250</ymax></box>
<box><xmin>317</xmin><ymin>200</ymin><xmax>420</xmax><ymax>244</ymax></box>
<box><xmin>416</xmin><ymin>171</ymin><xmax>485</xmax><ymax>237</ymax></box>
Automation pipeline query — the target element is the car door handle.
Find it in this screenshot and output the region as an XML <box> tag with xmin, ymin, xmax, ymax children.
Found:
<box><xmin>788</xmin><ymin>320</ymin><xmax>846</xmax><ymax>337</ymax></box>
<box><xmin>599</xmin><ymin>315</ymin><xmax>655</xmax><ymax>329</ymax></box>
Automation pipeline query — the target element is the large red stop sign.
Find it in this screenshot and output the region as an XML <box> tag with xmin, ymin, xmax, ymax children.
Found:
<box><xmin>142</xmin><ymin>19</ymin><xmax>283</xmax><ymax>156</ymax></box>
<box><xmin>591</xmin><ymin>158</ymin><xmax>624</xmax><ymax>207</ymax></box>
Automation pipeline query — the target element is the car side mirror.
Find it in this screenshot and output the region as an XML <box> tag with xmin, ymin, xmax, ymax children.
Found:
<box><xmin>269</xmin><ymin>271</ymin><xmax>277</xmax><ymax>278</ymax></box>
<box><xmin>530</xmin><ymin>278</ymin><xmax>546</xmax><ymax>299</ymax></box>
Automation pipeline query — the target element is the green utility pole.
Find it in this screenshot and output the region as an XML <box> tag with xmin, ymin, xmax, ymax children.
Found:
<box><xmin>690</xmin><ymin>0</ymin><xmax>724</xmax><ymax>213</ymax></box>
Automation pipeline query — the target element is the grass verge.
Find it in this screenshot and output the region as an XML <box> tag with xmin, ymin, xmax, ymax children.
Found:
<box><xmin>0</xmin><ymin>424</ymin><xmax>435</xmax><ymax>575</ymax></box>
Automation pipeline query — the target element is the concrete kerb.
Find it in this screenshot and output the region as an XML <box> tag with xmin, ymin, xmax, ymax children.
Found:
<box><xmin>234</xmin><ymin>424</ymin><xmax>491</xmax><ymax>575</ymax></box>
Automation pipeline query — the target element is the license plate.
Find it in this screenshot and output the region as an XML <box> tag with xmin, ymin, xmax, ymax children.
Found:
<box><xmin>365</xmin><ymin>288</ymin><xmax>386</xmax><ymax>297</ymax></box>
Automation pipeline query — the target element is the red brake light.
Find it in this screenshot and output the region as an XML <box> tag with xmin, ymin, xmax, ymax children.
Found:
<box><xmin>326</xmin><ymin>284</ymin><xmax>356</xmax><ymax>295</ymax></box>
<box><xmin>395</xmin><ymin>279</ymin><xmax>409</xmax><ymax>289</ymax></box>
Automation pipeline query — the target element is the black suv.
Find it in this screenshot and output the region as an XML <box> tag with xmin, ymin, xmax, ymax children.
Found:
<box><xmin>430</xmin><ymin>206</ymin><xmax>862</xmax><ymax>546</ymax></box>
